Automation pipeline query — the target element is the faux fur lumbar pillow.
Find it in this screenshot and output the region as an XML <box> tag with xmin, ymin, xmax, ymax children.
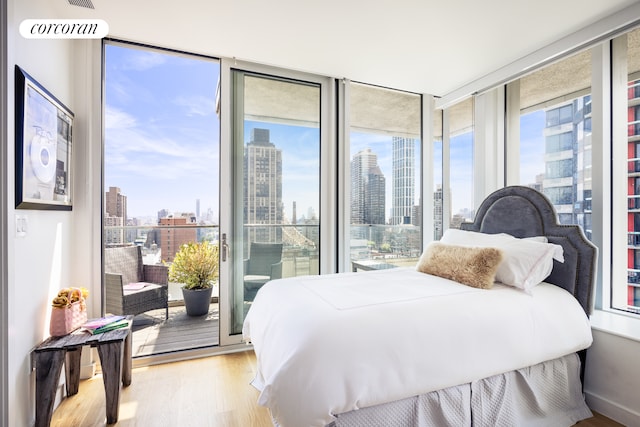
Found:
<box><xmin>416</xmin><ymin>242</ymin><xmax>504</xmax><ymax>289</ymax></box>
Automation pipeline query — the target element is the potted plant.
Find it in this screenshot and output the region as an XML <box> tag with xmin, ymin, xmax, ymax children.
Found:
<box><xmin>169</xmin><ymin>241</ymin><xmax>219</xmax><ymax>316</ymax></box>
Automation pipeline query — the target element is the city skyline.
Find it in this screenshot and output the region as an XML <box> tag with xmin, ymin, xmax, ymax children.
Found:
<box><xmin>104</xmin><ymin>43</ymin><xmax>548</xmax><ymax>226</ymax></box>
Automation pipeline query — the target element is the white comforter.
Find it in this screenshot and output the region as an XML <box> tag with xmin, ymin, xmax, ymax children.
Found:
<box><xmin>242</xmin><ymin>267</ymin><xmax>593</xmax><ymax>427</ymax></box>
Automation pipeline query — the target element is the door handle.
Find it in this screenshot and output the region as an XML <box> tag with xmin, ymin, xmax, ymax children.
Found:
<box><xmin>221</xmin><ymin>233</ymin><xmax>230</xmax><ymax>262</ymax></box>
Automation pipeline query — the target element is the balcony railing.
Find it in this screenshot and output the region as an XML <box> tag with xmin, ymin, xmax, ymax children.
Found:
<box><xmin>628</xmin><ymin>231</ymin><xmax>640</xmax><ymax>247</ymax></box>
<box><xmin>628</xmin><ymin>122</ymin><xmax>640</xmax><ymax>138</ymax></box>
<box><xmin>628</xmin><ymin>157</ymin><xmax>640</xmax><ymax>174</ymax></box>
<box><xmin>104</xmin><ymin>222</ymin><xmax>422</xmax><ymax>295</ymax></box>
<box><xmin>104</xmin><ymin>223</ymin><xmax>322</xmax><ymax>298</ymax></box>
<box><xmin>350</xmin><ymin>223</ymin><xmax>422</xmax><ymax>270</ymax></box>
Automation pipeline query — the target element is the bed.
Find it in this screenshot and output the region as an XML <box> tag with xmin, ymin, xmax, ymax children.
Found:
<box><xmin>242</xmin><ymin>186</ymin><xmax>598</xmax><ymax>427</ymax></box>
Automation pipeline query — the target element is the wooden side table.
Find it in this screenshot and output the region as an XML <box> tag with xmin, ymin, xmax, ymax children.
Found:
<box><xmin>33</xmin><ymin>315</ymin><xmax>133</xmax><ymax>426</ymax></box>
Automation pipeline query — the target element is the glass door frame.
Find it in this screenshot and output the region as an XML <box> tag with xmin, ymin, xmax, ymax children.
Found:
<box><xmin>217</xmin><ymin>59</ymin><xmax>337</xmax><ymax>346</ymax></box>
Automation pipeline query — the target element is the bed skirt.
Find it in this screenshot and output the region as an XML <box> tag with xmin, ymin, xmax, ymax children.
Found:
<box><xmin>324</xmin><ymin>353</ymin><xmax>592</xmax><ymax>427</ymax></box>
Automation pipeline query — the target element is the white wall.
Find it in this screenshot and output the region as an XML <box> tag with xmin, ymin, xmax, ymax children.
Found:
<box><xmin>4</xmin><ymin>1</ymin><xmax>101</xmax><ymax>425</ymax></box>
<box><xmin>585</xmin><ymin>322</ymin><xmax>640</xmax><ymax>426</ymax></box>
<box><xmin>3</xmin><ymin>2</ymin><xmax>640</xmax><ymax>426</ymax></box>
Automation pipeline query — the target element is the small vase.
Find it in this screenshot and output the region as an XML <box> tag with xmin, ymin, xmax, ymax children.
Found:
<box><xmin>181</xmin><ymin>286</ymin><xmax>213</xmax><ymax>316</ymax></box>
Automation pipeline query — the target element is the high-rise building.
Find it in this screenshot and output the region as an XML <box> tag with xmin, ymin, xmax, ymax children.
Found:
<box><xmin>433</xmin><ymin>185</ymin><xmax>449</xmax><ymax>240</ymax></box>
<box><xmin>196</xmin><ymin>199</ymin><xmax>200</xmax><ymax>221</ymax></box>
<box><xmin>351</xmin><ymin>148</ymin><xmax>385</xmax><ymax>225</ymax></box>
<box><xmin>411</xmin><ymin>204</ymin><xmax>421</xmax><ymax>227</ymax></box>
<box><xmin>158</xmin><ymin>209</ymin><xmax>170</xmax><ymax>221</ymax></box>
<box><xmin>244</xmin><ymin>128</ymin><xmax>283</xmax><ymax>243</ymax></box>
<box><xmin>292</xmin><ymin>201</ymin><xmax>297</xmax><ymax>225</ymax></box>
<box><xmin>105</xmin><ymin>187</ymin><xmax>127</xmax><ymax>246</ymax></box>
<box><xmin>105</xmin><ymin>186</ymin><xmax>127</xmax><ymax>222</ymax></box>
<box><xmin>104</xmin><ymin>214</ymin><xmax>124</xmax><ymax>247</ymax></box>
<box><xmin>159</xmin><ymin>212</ymin><xmax>197</xmax><ymax>262</ymax></box>
<box><xmin>627</xmin><ymin>80</ymin><xmax>640</xmax><ymax>311</ymax></box>
<box><xmin>542</xmin><ymin>97</ymin><xmax>592</xmax><ymax>233</ymax></box>
<box><xmin>391</xmin><ymin>137</ymin><xmax>415</xmax><ymax>225</ymax></box>
<box><xmin>365</xmin><ymin>165</ymin><xmax>386</xmax><ymax>225</ymax></box>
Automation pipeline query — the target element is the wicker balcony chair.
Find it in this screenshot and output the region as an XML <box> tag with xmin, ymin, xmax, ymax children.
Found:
<box><xmin>104</xmin><ymin>245</ymin><xmax>169</xmax><ymax>320</ymax></box>
<box><xmin>244</xmin><ymin>242</ymin><xmax>283</xmax><ymax>303</ymax></box>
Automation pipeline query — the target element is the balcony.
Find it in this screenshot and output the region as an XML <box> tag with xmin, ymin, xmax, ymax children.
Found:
<box><xmin>106</xmin><ymin>222</ymin><xmax>422</xmax><ymax>357</ymax></box>
<box><xmin>627</xmin><ymin>270</ymin><xmax>640</xmax><ymax>314</ymax></box>
<box><xmin>104</xmin><ymin>223</ymin><xmax>219</xmax><ymax>357</ymax></box>
<box><xmin>627</xmin><ymin>157</ymin><xmax>640</xmax><ymax>176</ymax></box>
<box><xmin>105</xmin><ymin>222</ymin><xmax>322</xmax><ymax>357</ymax></box>
<box><xmin>628</xmin><ymin>231</ymin><xmax>640</xmax><ymax>248</ymax></box>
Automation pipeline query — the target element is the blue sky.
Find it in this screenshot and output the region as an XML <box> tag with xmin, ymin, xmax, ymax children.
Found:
<box><xmin>520</xmin><ymin>110</ymin><xmax>546</xmax><ymax>184</ymax></box>
<box><xmin>105</xmin><ymin>43</ymin><xmax>546</xmax><ymax>222</ymax></box>
<box><xmin>105</xmin><ymin>45</ymin><xmax>220</xmax><ymax>220</ymax></box>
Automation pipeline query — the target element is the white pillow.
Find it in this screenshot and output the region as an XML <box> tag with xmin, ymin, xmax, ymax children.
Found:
<box><xmin>523</xmin><ymin>236</ymin><xmax>548</xmax><ymax>243</ymax></box>
<box><xmin>438</xmin><ymin>229</ymin><xmax>564</xmax><ymax>293</ymax></box>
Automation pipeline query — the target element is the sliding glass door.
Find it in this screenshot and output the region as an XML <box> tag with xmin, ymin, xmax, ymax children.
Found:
<box><xmin>219</xmin><ymin>64</ymin><xmax>333</xmax><ymax>343</ymax></box>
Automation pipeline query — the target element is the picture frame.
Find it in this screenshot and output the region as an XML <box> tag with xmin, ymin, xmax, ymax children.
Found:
<box><xmin>15</xmin><ymin>65</ymin><xmax>74</xmax><ymax>210</ymax></box>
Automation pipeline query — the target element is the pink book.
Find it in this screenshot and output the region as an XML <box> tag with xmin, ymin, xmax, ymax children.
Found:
<box><xmin>83</xmin><ymin>315</ymin><xmax>126</xmax><ymax>330</ymax></box>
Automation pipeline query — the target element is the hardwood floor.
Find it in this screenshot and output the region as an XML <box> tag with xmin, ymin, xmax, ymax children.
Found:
<box><xmin>575</xmin><ymin>412</ymin><xmax>627</xmax><ymax>427</ymax></box>
<box><xmin>51</xmin><ymin>350</ymin><xmax>272</xmax><ymax>427</ymax></box>
<box><xmin>51</xmin><ymin>350</ymin><xmax>625</xmax><ymax>426</ymax></box>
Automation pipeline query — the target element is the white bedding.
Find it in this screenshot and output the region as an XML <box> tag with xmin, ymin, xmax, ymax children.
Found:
<box><xmin>242</xmin><ymin>267</ymin><xmax>593</xmax><ymax>427</ymax></box>
<box><xmin>331</xmin><ymin>353</ymin><xmax>592</xmax><ymax>427</ymax></box>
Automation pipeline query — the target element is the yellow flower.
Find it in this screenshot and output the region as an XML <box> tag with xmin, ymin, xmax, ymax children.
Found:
<box><xmin>51</xmin><ymin>287</ymin><xmax>88</xmax><ymax>307</ymax></box>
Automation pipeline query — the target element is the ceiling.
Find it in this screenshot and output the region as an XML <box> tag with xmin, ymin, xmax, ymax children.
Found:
<box><xmin>48</xmin><ymin>0</ymin><xmax>639</xmax><ymax>98</ymax></box>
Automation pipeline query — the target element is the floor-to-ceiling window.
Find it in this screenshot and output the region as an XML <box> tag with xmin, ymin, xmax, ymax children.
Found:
<box><xmin>446</xmin><ymin>97</ymin><xmax>474</xmax><ymax>228</ymax></box>
<box><xmin>103</xmin><ymin>41</ymin><xmax>220</xmax><ymax>356</ymax></box>
<box><xmin>347</xmin><ymin>82</ymin><xmax>422</xmax><ymax>271</ymax></box>
<box><xmin>508</xmin><ymin>28</ymin><xmax>640</xmax><ymax>317</ymax></box>
<box><xmin>226</xmin><ymin>70</ymin><xmax>322</xmax><ymax>335</ymax></box>
<box><xmin>615</xmin><ymin>27</ymin><xmax>640</xmax><ymax>313</ymax></box>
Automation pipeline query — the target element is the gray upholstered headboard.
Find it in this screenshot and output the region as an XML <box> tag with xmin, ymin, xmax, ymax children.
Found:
<box><xmin>460</xmin><ymin>186</ymin><xmax>598</xmax><ymax>316</ymax></box>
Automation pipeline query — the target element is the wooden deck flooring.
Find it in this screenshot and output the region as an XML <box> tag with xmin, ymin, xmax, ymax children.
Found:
<box><xmin>130</xmin><ymin>302</ymin><xmax>219</xmax><ymax>357</ymax></box>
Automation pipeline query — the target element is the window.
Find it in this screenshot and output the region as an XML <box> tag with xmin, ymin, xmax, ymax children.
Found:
<box><xmin>348</xmin><ymin>82</ymin><xmax>422</xmax><ymax>270</ymax></box>
<box><xmin>447</xmin><ymin>98</ymin><xmax>474</xmax><ymax>228</ymax></box>
<box><xmin>616</xmin><ymin>27</ymin><xmax>640</xmax><ymax>313</ymax></box>
<box><xmin>545</xmin><ymin>132</ymin><xmax>573</xmax><ymax>153</ymax></box>
<box><xmin>546</xmin><ymin>159</ymin><xmax>573</xmax><ymax>179</ymax></box>
<box><xmin>103</xmin><ymin>41</ymin><xmax>221</xmax><ymax>353</ymax></box>
<box><xmin>546</xmin><ymin>104</ymin><xmax>573</xmax><ymax>126</ymax></box>
<box><xmin>518</xmin><ymin>50</ymin><xmax>592</xmax><ymax>237</ymax></box>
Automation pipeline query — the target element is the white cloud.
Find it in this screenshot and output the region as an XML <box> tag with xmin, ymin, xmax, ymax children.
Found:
<box><xmin>105</xmin><ymin>119</ymin><xmax>218</xmax><ymax>183</ymax></box>
<box><xmin>122</xmin><ymin>51</ymin><xmax>166</xmax><ymax>71</ymax></box>
<box><xmin>105</xmin><ymin>107</ymin><xmax>137</xmax><ymax>129</ymax></box>
<box><xmin>174</xmin><ymin>95</ymin><xmax>217</xmax><ymax>117</ymax></box>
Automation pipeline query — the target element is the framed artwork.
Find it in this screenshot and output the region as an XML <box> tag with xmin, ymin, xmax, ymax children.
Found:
<box><xmin>15</xmin><ymin>65</ymin><xmax>74</xmax><ymax>210</ymax></box>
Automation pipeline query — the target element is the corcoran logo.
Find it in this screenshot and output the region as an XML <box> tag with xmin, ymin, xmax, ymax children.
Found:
<box><xmin>20</xmin><ymin>19</ymin><xmax>109</xmax><ymax>39</ymax></box>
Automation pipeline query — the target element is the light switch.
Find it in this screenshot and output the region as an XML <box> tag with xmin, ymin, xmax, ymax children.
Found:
<box><xmin>16</xmin><ymin>214</ymin><xmax>27</xmax><ymax>237</ymax></box>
